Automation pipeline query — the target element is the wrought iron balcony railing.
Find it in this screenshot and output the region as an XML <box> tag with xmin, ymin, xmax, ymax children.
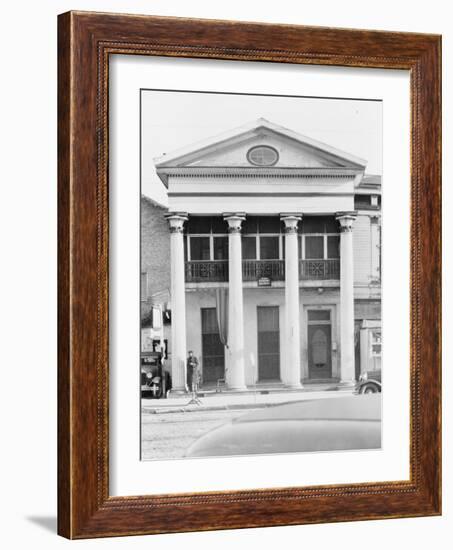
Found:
<box><xmin>185</xmin><ymin>260</ymin><xmax>228</xmax><ymax>282</ymax></box>
<box><xmin>184</xmin><ymin>259</ymin><xmax>340</xmax><ymax>283</ymax></box>
<box><xmin>242</xmin><ymin>260</ymin><xmax>285</xmax><ymax>281</ymax></box>
<box><xmin>299</xmin><ymin>259</ymin><xmax>340</xmax><ymax>280</ymax></box>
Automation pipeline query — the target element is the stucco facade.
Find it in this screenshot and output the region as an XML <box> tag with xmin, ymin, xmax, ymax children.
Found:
<box><xmin>142</xmin><ymin>118</ymin><xmax>381</xmax><ymax>391</ymax></box>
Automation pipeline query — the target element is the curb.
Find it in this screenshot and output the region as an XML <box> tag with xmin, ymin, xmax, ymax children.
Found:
<box><xmin>142</xmin><ymin>402</ymin><xmax>279</xmax><ymax>415</ymax></box>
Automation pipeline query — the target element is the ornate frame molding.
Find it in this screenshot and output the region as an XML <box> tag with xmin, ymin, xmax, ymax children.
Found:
<box><xmin>58</xmin><ymin>11</ymin><xmax>441</xmax><ymax>538</ymax></box>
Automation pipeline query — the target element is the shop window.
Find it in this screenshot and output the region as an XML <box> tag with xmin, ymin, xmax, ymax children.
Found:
<box><xmin>371</xmin><ymin>330</ymin><xmax>382</xmax><ymax>356</ymax></box>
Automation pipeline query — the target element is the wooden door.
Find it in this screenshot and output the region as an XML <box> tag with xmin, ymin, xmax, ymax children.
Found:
<box><xmin>308</xmin><ymin>323</ymin><xmax>332</xmax><ymax>379</ymax></box>
<box><xmin>257</xmin><ymin>306</ymin><xmax>280</xmax><ymax>381</ymax></box>
<box><xmin>201</xmin><ymin>308</ymin><xmax>225</xmax><ymax>384</ymax></box>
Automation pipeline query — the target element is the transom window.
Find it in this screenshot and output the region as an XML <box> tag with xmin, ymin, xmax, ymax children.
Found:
<box><xmin>307</xmin><ymin>310</ymin><xmax>331</xmax><ymax>322</ymax></box>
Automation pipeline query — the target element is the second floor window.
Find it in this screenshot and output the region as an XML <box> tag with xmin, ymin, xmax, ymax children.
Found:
<box><xmin>187</xmin><ymin>235</ymin><xmax>229</xmax><ymax>262</ymax></box>
<box><xmin>184</xmin><ymin>216</ymin><xmax>340</xmax><ymax>262</ymax></box>
<box><xmin>259</xmin><ymin>236</ymin><xmax>280</xmax><ymax>260</ymax></box>
<box><xmin>304</xmin><ymin>235</ymin><xmax>340</xmax><ymax>260</ymax></box>
<box><xmin>190</xmin><ymin>236</ymin><xmax>210</xmax><ymax>261</ymax></box>
<box><xmin>213</xmin><ymin>236</ymin><xmax>228</xmax><ymax>260</ymax></box>
<box><xmin>305</xmin><ymin>236</ymin><xmax>324</xmax><ymax>259</ymax></box>
<box><xmin>242</xmin><ymin>236</ymin><xmax>257</xmax><ymax>260</ymax></box>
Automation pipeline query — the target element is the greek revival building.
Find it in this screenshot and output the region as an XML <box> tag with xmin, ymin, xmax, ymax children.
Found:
<box><xmin>145</xmin><ymin>119</ymin><xmax>381</xmax><ymax>392</ymax></box>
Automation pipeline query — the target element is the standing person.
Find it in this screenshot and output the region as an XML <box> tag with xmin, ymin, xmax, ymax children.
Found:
<box><xmin>187</xmin><ymin>350</ymin><xmax>199</xmax><ymax>394</ymax></box>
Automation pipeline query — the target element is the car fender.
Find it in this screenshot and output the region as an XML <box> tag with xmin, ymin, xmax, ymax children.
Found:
<box><xmin>359</xmin><ymin>381</ymin><xmax>381</xmax><ymax>393</ymax></box>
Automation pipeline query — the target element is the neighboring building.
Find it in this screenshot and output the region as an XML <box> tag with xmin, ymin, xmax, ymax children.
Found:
<box><xmin>140</xmin><ymin>196</ymin><xmax>171</xmax><ymax>355</ymax></box>
<box><xmin>144</xmin><ymin>118</ymin><xmax>381</xmax><ymax>392</ymax></box>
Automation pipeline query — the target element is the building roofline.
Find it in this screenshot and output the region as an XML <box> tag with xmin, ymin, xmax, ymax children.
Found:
<box><xmin>153</xmin><ymin>118</ymin><xmax>368</xmax><ymax>175</ymax></box>
<box><xmin>141</xmin><ymin>194</ymin><xmax>168</xmax><ymax>210</ymax></box>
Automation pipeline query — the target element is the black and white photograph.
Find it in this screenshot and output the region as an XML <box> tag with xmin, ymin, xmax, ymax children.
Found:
<box><xmin>140</xmin><ymin>89</ymin><xmax>382</xmax><ymax>461</ymax></box>
<box><xmin>0</xmin><ymin>0</ymin><xmax>446</xmax><ymax>545</ymax></box>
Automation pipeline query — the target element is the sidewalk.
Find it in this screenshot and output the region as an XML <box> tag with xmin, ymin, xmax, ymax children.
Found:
<box><xmin>142</xmin><ymin>385</ymin><xmax>354</xmax><ymax>415</ymax></box>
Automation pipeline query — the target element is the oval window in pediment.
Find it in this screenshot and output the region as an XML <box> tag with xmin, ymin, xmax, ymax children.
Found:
<box><xmin>247</xmin><ymin>145</ymin><xmax>279</xmax><ymax>166</ymax></box>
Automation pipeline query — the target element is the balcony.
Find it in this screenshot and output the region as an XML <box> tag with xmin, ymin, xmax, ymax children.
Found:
<box><xmin>185</xmin><ymin>259</ymin><xmax>340</xmax><ymax>283</ymax></box>
<box><xmin>299</xmin><ymin>259</ymin><xmax>340</xmax><ymax>280</ymax></box>
<box><xmin>242</xmin><ymin>260</ymin><xmax>285</xmax><ymax>281</ymax></box>
<box><xmin>185</xmin><ymin>260</ymin><xmax>228</xmax><ymax>283</ymax></box>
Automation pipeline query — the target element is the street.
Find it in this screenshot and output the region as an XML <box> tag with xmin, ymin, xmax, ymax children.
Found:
<box><xmin>140</xmin><ymin>390</ymin><xmax>353</xmax><ymax>460</ymax></box>
<box><xmin>141</xmin><ymin>408</ymin><xmax>249</xmax><ymax>460</ymax></box>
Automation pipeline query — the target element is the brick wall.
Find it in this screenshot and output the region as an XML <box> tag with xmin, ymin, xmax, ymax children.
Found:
<box><xmin>141</xmin><ymin>196</ymin><xmax>170</xmax><ymax>320</ymax></box>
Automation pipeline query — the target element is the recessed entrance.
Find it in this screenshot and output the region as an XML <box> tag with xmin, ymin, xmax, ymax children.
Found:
<box><xmin>307</xmin><ymin>309</ymin><xmax>332</xmax><ymax>379</ymax></box>
<box><xmin>201</xmin><ymin>308</ymin><xmax>225</xmax><ymax>384</ymax></box>
<box><xmin>257</xmin><ymin>306</ymin><xmax>280</xmax><ymax>381</ymax></box>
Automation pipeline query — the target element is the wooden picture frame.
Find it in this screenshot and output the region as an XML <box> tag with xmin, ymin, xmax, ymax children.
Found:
<box><xmin>58</xmin><ymin>11</ymin><xmax>441</xmax><ymax>539</ymax></box>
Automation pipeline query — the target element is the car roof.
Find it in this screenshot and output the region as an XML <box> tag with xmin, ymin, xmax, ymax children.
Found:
<box><xmin>232</xmin><ymin>395</ymin><xmax>381</xmax><ymax>424</ymax></box>
<box><xmin>186</xmin><ymin>395</ymin><xmax>382</xmax><ymax>457</ymax></box>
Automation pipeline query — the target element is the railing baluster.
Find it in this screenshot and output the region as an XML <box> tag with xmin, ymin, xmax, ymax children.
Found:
<box><xmin>299</xmin><ymin>259</ymin><xmax>340</xmax><ymax>280</ymax></box>
<box><xmin>186</xmin><ymin>259</ymin><xmax>342</xmax><ymax>283</ymax></box>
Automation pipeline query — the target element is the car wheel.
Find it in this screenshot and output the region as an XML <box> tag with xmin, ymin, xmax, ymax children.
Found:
<box><xmin>361</xmin><ymin>385</ymin><xmax>378</xmax><ymax>394</ymax></box>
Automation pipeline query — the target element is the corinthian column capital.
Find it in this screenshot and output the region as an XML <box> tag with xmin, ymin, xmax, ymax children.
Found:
<box><xmin>280</xmin><ymin>213</ymin><xmax>302</xmax><ymax>234</ymax></box>
<box><xmin>336</xmin><ymin>211</ymin><xmax>357</xmax><ymax>232</ymax></box>
<box><xmin>165</xmin><ymin>212</ymin><xmax>188</xmax><ymax>233</ymax></box>
<box><xmin>223</xmin><ymin>212</ymin><xmax>246</xmax><ymax>233</ymax></box>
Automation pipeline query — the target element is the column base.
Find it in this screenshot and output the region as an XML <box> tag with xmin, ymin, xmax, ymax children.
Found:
<box><xmin>168</xmin><ymin>387</ymin><xmax>188</xmax><ymax>396</ymax></box>
<box><xmin>226</xmin><ymin>384</ymin><xmax>247</xmax><ymax>391</ymax></box>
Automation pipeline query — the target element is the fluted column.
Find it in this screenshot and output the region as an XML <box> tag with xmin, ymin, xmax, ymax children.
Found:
<box><xmin>336</xmin><ymin>211</ymin><xmax>357</xmax><ymax>386</ymax></box>
<box><xmin>224</xmin><ymin>213</ymin><xmax>246</xmax><ymax>390</ymax></box>
<box><xmin>281</xmin><ymin>214</ymin><xmax>303</xmax><ymax>388</ymax></box>
<box><xmin>165</xmin><ymin>212</ymin><xmax>188</xmax><ymax>392</ymax></box>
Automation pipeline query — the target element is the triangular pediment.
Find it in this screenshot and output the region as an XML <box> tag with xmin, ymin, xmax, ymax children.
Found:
<box><xmin>154</xmin><ymin>118</ymin><xmax>367</xmax><ymax>176</ymax></box>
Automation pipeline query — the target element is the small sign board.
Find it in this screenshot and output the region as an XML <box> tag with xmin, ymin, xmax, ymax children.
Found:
<box><xmin>257</xmin><ymin>277</ymin><xmax>272</xmax><ymax>287</ymax></box>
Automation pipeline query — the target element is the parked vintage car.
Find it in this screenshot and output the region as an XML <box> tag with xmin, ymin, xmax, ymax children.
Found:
<box><xmin>185</xmin><ymin>394</ymin><xmax>381</xmax><ymax>458</ymax></box>
<box><xmin>141</xmin><ymin>351</ymin><xmax>172</xmax><ymax>398</ymax></box>
<box><xmin>355</xmin><ymin>369</ymin><xmax>382</xmax><ymax>394</ymax></box>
